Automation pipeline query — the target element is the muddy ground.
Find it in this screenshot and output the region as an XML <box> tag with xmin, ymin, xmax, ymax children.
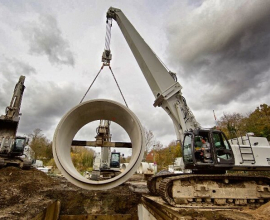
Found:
<box><xmin>0</xmin><ymin>167</ymin><xmax>141</xmax><ymax>219</ymax></box>
<box><xmin>0</xmin><ymin>167</ymin><xmax>270</xmax><ymax>220</ymax></box>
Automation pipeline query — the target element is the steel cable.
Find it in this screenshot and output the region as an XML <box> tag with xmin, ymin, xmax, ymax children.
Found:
<box><xmin>80</xmin><ymin>65</ymin><xmax>104</xmax><ymax>103</ymax></box>
<box><xmin>109</xmin><ymin>66</ymin><xmax>129</xmax><ymax>108</ymax></box>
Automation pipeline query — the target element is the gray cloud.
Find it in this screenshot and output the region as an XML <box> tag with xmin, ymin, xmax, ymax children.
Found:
<box><xmin>166</xmin><ymin>0</ymin><xmax>270</xmax><ymax>106</ymax></box>
<box><xmin>0</xmin><ymin>56</ymin><xmax>102</xmax><ymax>139</ymax></box>
<box><xmin>18</xmin><ymin>81</ymin><xmax>103</xmax><ymax>139</ymax></box>
<box><xmin>22</xmin><ymin>14</ymin><xmax>75</xmax><ymax>66</ymax></box>
<box><xmin>0</xmin><ymin>57</ymin><xmax>36</xmax><ymax>108</ymax></box>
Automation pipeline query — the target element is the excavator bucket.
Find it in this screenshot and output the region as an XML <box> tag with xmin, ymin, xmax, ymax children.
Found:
<box><xmin>0</xmin><ymin>118</ymin><xmax>18</xmax><ymax>137</ymax></box>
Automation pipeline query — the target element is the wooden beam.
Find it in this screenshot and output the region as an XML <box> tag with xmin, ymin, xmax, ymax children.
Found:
<box><xmin>32</xmin><ymin>200</ymin><xmax>61</xmax><ymax>220</ymax></box>
<box><xmin>72</xmin><ymin>140</ymin><xmax>132</xmax><ymax>148</ymax></box>
<box><xmin>141</xmin><ymin>196</ymin><xmax>184</xmax><ymax>220</ymax></box>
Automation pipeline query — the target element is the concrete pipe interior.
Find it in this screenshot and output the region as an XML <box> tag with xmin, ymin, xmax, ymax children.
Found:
<box><xmin>53</xmin><ymin>99</ymin><xmax>145</xmax><ymax>190</ymax></box>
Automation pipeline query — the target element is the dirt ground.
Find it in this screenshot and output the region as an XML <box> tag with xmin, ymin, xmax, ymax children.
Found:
<box><xmin>0</xmin><ymin>167</ymin><xmax>141</xmax><ymax>219</ymax></box>
<box><xmin>0</xmin><ymin>167</ymin><xmax>270</xmax><ymax>220</ymax></box>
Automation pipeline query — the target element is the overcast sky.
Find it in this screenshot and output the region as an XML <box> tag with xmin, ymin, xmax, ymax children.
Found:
<box><xmin>1</xmin><ymin>0</ymin><xmax>270</xmax><ymax>153</ymax></box>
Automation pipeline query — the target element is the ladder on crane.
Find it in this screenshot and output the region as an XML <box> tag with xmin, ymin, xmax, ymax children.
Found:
<box><xmin>231</xmin><ymin>133</ymin><xmax>256</xmax><ymax>164</ymax></box>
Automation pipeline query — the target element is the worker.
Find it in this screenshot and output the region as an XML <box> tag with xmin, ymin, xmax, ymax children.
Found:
<box><xmin>201</xmin><ymin>138</ymin><xmax>212</xmax><ymax>163</ymax></box>
<box><xmin>194</xmin><ymin>137</ymin><xmax>204</xmax><ymax>161</ymax></box>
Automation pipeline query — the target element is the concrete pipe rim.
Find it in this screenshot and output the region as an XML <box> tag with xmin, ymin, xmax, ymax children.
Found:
<box><xmin>53</xmin><ymin>99</ymin><xmax>145</xmax><ymax>190</ymax></box>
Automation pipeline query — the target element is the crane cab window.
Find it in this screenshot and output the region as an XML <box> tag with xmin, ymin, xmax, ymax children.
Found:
<box><xmin>183</xmin><ymin>134</ymin><xmax>193</xmax><ymax>164</ymax></box>
<box><xmin>194</xmin><ymin>133</ymin><xmax>212</xmax><ymax>163</ymax></box>
<box><xmin>213</xmin><ymin>132</ymin><xmax>232</xmax><ymax>160</ymax></box>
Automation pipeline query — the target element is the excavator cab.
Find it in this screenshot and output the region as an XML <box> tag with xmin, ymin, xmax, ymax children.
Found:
<box><xmin>183</xmin><ymin>129</ymin><xmax>235</xmax><ymax>173</ymax></box>
<box><xmin>11</xmin><ymin>137</ymin><xmax>27</xmax><ymax>156</ymax></box>
<box><xmin>110</xmin><ymin>152</ymin><xmax>120</xmax><ymax>168</ymax></box>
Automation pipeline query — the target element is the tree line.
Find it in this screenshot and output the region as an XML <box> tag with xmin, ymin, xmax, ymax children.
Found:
<box><xmin>27</xmin><ymin>127</ymin><xmax>181</xmax><ymax>173</ymax></box>
<box><xmin>28</xmin><ymin>129</ymin><xmax>95</xmax><ymax>172</ymax></box>
<box><xmin>143</xmin><ymin>128</ymin><xmax>182</xmax><ymax>171</ymax></box>
<box><xmin>217</xmin><ymin>104</ymin><xmax>270</xmax><ymax>140</ymax></box>
<box><xmin>27</xmin><ymin>103</ymin><xmax>269</xmax><ymax>172</ymax></box>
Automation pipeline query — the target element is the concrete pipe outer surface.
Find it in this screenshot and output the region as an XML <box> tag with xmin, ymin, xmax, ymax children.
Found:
<box><xmin>53</xmin><ymin>99</ymin><xmax>145</xmax><ymax>190</ymax></box>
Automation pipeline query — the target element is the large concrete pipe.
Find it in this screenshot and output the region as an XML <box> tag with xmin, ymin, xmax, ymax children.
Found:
<box><xmin>138</xmin><ymin>162</ymin><xmax>150</xmax><ymax>174</ymax></box>
<box><xmin>53</xmin><ymin>99</ymin><xmax>145</xmax><ymax>190</ymax></box>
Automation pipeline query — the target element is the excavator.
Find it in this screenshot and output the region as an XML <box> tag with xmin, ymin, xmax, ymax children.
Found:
<box><xmin>53</xmin><ymin>7</ymin><xmax>270</xmax><ymax>207</ymax></box>
<box><xmin>0</xmin><ymin>76</ymin><xmax>31</xmax><ymax>169</ymax></box>
<box><xmin>87</xmin><ymin>120</ymin><xmax>121</xmax><ymax>180</ymax></box>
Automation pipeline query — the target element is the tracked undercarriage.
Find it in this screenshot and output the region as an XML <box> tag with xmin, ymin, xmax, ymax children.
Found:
<box><xmin>148</xmin><ymin>174</ymin><xmax>270</xmax><ymax>208</ymax></box>
<box><xmin>147</xmin><ymin>173</ymin><xmax>179</xmax><ymax>196</ymax></box>
<box><xmin>0</xmin><ymin>157</ymin><xmax>32</xmax><ymax>170</ymax></box>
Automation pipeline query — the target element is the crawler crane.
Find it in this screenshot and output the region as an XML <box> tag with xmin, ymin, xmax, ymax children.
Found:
<box><xmin>103</xmin><ymin>7</ymin><xmax>270</xmax><ymax>207</ymax></box>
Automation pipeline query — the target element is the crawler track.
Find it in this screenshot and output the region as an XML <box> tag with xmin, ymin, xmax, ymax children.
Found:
<box><xmin>147</xmin><ymin>172</ymin><xmax>179</xmax><ymax>195</ymax></box>
<box><xmin>0</xmin><ymin>157</ymin><xmax>32</xmax><ymax>170</ymax></box>
<box><xmin>158</xmin><ymin>174</ymin><xmax>270</xmax><ymax>208</ymax></box>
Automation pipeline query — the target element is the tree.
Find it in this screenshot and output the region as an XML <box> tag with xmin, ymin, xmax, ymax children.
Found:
<box><xmin>28</xmin><ymin>129</ymin><xmax>52</xmax><ymax>160</ymax></box>
<box><xmin>145</xmin><ymin>140</ymin><xmax>181</xmax><ymax>171</ymax></box>
<box><xmin>28</xmin><ymin>129</ymin><xmax>97</xmax><ymax>170</ymax></box>
<box><xmin>217</xmin><ymin>104</ymin><xmax>270</xmax><ymax>141</ymax></box>
<box><xmin>217</xmin><ymin>113</ymin><xmax>245</xmax><ymax>138</ymax></box>
<box><xmin>142</xmin><ymin>127</ymin><xmax>155</xmax><ymax>161</ymax></box>
<box><xmin>242</xmin><ymin>104</ymin><xmax>270</xmax><ymax>140</ymax></box>
<box><xmin>154</xmin><ymin>141</ymin><xmax>181</xmax><ymax>171</ymax></box>
<box><xmin>144</xmin><ymin>127</ymin><xmax>154</xmax><ymax>153</ymax></box>
<box><xmin>71</xmin><ymin>146</ymin><xmax>95</xmax><ymax>173</ymax></box>
<box><xmin>145</xmin><ymin>140</ymin><xmax>163</xmax><ymax>163</ymax></box>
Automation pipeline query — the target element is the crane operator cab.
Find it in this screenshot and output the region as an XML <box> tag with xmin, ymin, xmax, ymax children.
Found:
<box><xmin>183</xmin><ymin>129</ymin><xmax>235</xmax><ymax>173</ymax></box>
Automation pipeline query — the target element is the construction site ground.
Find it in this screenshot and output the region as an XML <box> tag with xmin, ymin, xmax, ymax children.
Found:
<box><xmin>0</xmin><ymin>167</ymin><xmax>270</xmax><ymax>220</ymax></box>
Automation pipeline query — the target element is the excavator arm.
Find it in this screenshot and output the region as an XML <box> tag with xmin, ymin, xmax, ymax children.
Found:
<box><xmin>0</xmin><ymin>75</ymin><xmax>25</xmax><ymax>123</ymax></box>
<box><xmin>0</xmin><ymin>76</ymin><xmax>26</xmax><ymax>155</ymax></box>
<box><xmin>104</xmin><ymin>7</ymin><xmax>199</xmax><ymax>142</ymax></box>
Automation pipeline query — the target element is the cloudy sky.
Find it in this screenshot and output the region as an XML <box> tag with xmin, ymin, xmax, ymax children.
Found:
<box><xmin>1</xmin><ymin>0</ymin><xmax>270</xmax><ymax>151</ymax></box>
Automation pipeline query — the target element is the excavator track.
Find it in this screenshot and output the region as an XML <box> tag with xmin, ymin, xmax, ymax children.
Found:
<box><xmin>147</xmin><ymin>172</ymin><xmax>179</xmax><ymax>195</ymax></box>
<box><xmin>21</xmin><ymin>158</ymin><xmax>32</xmax><ymax>170</ymax></box>
<box><xmin>0</xmin><ymin>157</ymin><xmax>32</xmax><ymax>170</ymax></box>
<box><xmin>158</xmin><ymin>174</ymin><xmax>270</xmax><ymax>208</ymax></box>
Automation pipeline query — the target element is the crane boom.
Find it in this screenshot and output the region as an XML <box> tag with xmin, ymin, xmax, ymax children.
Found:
<box><xmin>104</xmin><ymin>7</ymin><xmax>199</xmax><ymax>141</ymax></box>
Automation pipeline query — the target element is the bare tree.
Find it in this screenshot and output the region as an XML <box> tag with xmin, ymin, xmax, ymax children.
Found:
<box><xmin>144</xmin><ymin>127</ymin><xmax>155</xmax><ymax>153</ymax></box>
